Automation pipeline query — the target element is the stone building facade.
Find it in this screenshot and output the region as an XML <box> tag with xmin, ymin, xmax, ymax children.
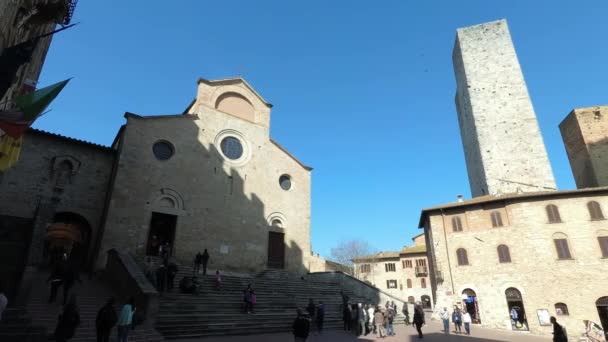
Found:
<box><xmin>353</xmin><ymin>234</ymin><xmax>433</xmax><ymax>307</ymax></box>
<box><xmin>560</xmin><ymin>105</ymin><xmax>608</xmax><ymax>189</ymax></box>
<box><xmin>453</xmin><ymin>19</ymin><xmax>556</xmax><ymax>197</ymax></box>
<box><xmin>0</xmin><ymin>129</ymin><xmax>114</xmax><ymax>299</ymax></box>
<box><xmin>96</xmin><ymin>77</ymin><xmax>312</xmax><ymax>274</ymax></box>
<box><xmin>419</xmin><ymin>189</ymin><xmax>608</xmax><ymax>338</ymax></box>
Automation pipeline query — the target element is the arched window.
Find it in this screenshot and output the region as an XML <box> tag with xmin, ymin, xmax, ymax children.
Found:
<box><xmin>408</xmin><ymin>296</ymin><xmax>415</xmax><ymax>303</ymax></box>
<box><xmin>555</xmin><ymin>303</ymin><xmax>569</xmax><ymax>315</ymax></box>
<box><xmin>452</xmin><ymin>216</ymin><xmax>463</xmax><ymax>232</ymax></box>
<box><xmin>456</xmin><ymin>248</ymin><xmax>469</xmax><ymax>265</ymax></box>
<box><xmin>421</xmin><ymin>278</ymin><xmax>427</xmax><ymax>288</ymax></box>
<box><xmin>553</xmin><ymin>233</ymin><xmax>572</xmax><ymax>260</ymax></box>
<box><xmin>490</xmin><ymin>211</ymin><xmax>504</xmax><ymax>227</ymax></box>
<box><xmin>406</xmin><ymin>279</ymin><xmax>412</xmax><ymax>288</ymax></box>
<box><xmin>497</xmin><ymin>244</ymin><xmax>511</xmax><ymax>263</ymax></box>
<box><xmin>546</xmin><ymin>204</ymin><xmax>562</xmax><ymax>223</ymax></box>
<box><xmin>598</xmin><ymin>230</ymin><xmax>608</xmax><ymax>258</ymax></box>
<box><xmin>588</xmin><ymin>201</ymin><xmax>605</xmax><ymax>220</ymax></box>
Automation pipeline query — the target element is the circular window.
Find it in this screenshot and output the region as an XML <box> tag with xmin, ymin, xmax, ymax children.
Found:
<box><xmin>279</xmin><ymin>175</ymin><xmax>292</xmax><ymax>191</ymax></box>
<box><xmin>153</xmin><ymin>141</ymin><xmax>174</xmax><ymax>160</ymax></box>
<box><xmin>220</xmin><ymin>136</ymin><xmax>243</xmax><ymax>160</ymax></box>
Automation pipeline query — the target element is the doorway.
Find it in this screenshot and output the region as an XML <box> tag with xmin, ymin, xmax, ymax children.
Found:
<box><xmin>421</xmin><ymin>295</ymin><xmax>432</xmax><ymax>309</ymax></box>
<box><xmin>46</xmin><ymin>212</ymin><xmax>91</xmax><ymax>270</ymax></box>
<box><xmin>596</xmin><ymin>297</ymin><xmax>608</xmax><ymax>338</ymax></box>
<box><xmin>146</xmin><ymin>212</ymin><xmax>177</xmax><ymax>256</ymax></box>
<box><xmin>267</xmin><ymin>231</ymin><xmax>285</xmax><ymax>269</ymax></box>
<box><xmin>506</xmin><ymin>287</ymin><xmax>528</xmax><ymax>331</ymax></box>
<box><xmin>462</xmin><ymin>288</ymin><xmax>481</xmax><ymax>324</ymax></box>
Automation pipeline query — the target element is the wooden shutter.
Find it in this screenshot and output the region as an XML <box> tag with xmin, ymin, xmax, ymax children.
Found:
<box><xmin>547</xmin><ymin>205</ymin><xmax>562</xmax><ymax>223</ymax></box>
<box><xmin>407</xmin><ymin>279</ymin><xmax>412</xmax><ymax>288</ymax></box>
<box><xmin>554</xmin><ymin>239</ymin><xmax>572</xmax><ymax>259</ymax></box>
<box><xmin>457</xmin><ymin>248</ymin><xmax>468</xmax><ymax>265</ymax></box>
<box><xmin>588</xmin><ymin>201</ymin><xmax>604</xmax><ymax>220</ymax></box>
<box><xmin>598</xmin><ymin>236</ymin><xmax>608</xmax><ymax>257</ymax></box>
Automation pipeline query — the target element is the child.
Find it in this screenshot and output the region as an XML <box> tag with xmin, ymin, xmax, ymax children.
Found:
<box><xmin>215</xmin><ymin>270</ymin><xmax>222</xmax><ymax>290</ymax></box>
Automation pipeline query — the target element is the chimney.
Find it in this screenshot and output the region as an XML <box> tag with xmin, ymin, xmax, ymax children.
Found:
<box><xmin>457</xmin><ymin>194</ymin><xmax>464</xmax><ymax>203</ymax></box>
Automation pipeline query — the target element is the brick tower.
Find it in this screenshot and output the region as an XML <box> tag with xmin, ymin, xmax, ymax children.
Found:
<box><xmin>453</xmin><ymin>19</ymin><xmax>556</xmax><ymax>197</ymax></box>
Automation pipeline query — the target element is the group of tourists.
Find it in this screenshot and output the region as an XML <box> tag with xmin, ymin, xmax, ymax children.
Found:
<box><xmin>440</xmin><ymin>306</ymin><xmax>472</xmax><ymax>335</ymax></box>
<box><xmin>341</xmin><ymin>300</ymin><xmax>404</xmax><ymax>338</ymax></box>
<box><xmin>291</xmin><ymin>299</ymin><xmax>326</xmax><ymax>341</ymax></box>
<box><xmin>143</xmin><ymin>257</ymin><xmax>178</xmax><ymax>293</ymax></box>
<box><xmin>306</xmin><ymin>299</ymin><xmax>326</xmax><ymax>332</ymax></box>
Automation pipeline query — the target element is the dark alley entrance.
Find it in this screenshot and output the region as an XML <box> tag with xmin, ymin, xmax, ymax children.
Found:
<box><xmin>267</xmin><ymin>231</ymin><xmax>285</xmax><ymax>269</ymax></box>
<box><xmin>146</xmin><ymin>212</ymin><xmax>177</xmax><ymax>256</ymax></box>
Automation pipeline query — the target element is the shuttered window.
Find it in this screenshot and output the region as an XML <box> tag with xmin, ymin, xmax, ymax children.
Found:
<box><xmin>491</xmin><ymin>211</ymin><xmax>504</xmax><ymax>227</ymax></box>
<box><xmin>598</xmin><ymin>236</ymin><xmax>608</xmax><ymax>257</ymax></box>
<box><xmin>386</xmin><ymin>280</ymin><xmax>397</xmax><ymax>289</ymax></box>
<box><xmin>588</xmin><ymin>201</ymin><xmax>605</xmax><ymax>220</ymax></box>
<box><xmin>404</xmin><ymin>260</ymin><xmax>413</xmax><ymax>268</ymax></box>
<box><xmin>421</xmin><ymin>278</ymin><xmax>427</xmax><ymax>288</ymax></box>
<box><xmin>554</xmin><ymin>239</ymin><xmax>572</xmax><ymax>259</ymax></box>
<box><xmin>546</xmin><ymin>205</ymin><xmax>562</xmax><ymax>223</ymax></box>
<box><xmin>407</xmin><ymin>279</ymin><xmax>412</xmax><ymax>288</ymax></box>
<box><xmin>497</xmin><ymin>244</ymin><xmax>511</xmax><ymax>263</ymax></box>
<box><xmin>456</xmin><ymin>248</ymin><xmax>469</xmax><ymax>265</ymax></box>
<box><xmin>360</xmin><ymin>264</ymin><xmax>371</xmax><ymax>273</ymax></box>
<box><xmin>452</xmin><ymin>217</ymin><xmax>463</xmax><ymax>232</ymax></box>
<box><xmin>385</xmin><ymin>263</ymin><xmax>396</xmax><ymax>272</ymax></box>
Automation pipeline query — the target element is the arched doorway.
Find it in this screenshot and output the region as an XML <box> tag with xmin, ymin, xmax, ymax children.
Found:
<box><xmin>46</xmin><ymin>212</ymin><xmax>91</xmax><ymax>269</ymax></box>
<box><xmin>596</xmin><ymin>297</ymin><xmax>608</xmax><ymax>338</ymax></box>
<box><xmin>421</xmin><ymin>295</ymin><xmax>432</xmax><ymax>309</ymax></box>
<box><xmin>462</xmin><ymin>288</ymin><xmax>481</xmax><ymax>324</ymax></box>
<box><xmin>505</xmin><ymin>287</ymin><xmax>528</xmax><ymax>331</ymax></box>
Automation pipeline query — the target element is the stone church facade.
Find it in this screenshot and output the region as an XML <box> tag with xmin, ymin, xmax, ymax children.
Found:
<box><xmin>0</xmin><ymin>77</ymin><xmax>312</xmax><ymax>299</ymax></box>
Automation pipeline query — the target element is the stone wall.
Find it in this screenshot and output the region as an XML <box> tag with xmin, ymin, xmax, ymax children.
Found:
<box><xmin>453</xmin><ymin>19</ymin><xmax>556</xmax><ymax>197</ymax></box>
<box><xmin>423</xmin><ymin>191</ymin><xmax>608</xmax><ymax>340</ymax></box>
<box><xmin>308</xmin><ymin>253</ymin><xmax>351</xmax><ymax>274</ymax></box>
<box><xmin>560</xmin><ymin>105</ymin><xmax>608</xmax><ymax>188</ymax></box>
<box><xmin>99</xmin><ymin>79</ymin><xmax>312</xmax><ymax>274</ymax></box>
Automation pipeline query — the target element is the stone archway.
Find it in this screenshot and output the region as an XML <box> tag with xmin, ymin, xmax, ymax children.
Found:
<box><xmin>46</xmin><ymin>212</ymin><xmax>91</xmax><ymax>269</ymax></box>
<box><xmin>462</xmin><ymin>288</ymin><xmax>481</xmax><ymax>324</ymax></box>
<box><xmin>596</xmin><ymin>297</ymin><xmax>608</xmax><ymax>336</ymax></box>
<box><xmin>505</xmin><ymin>287</ymin><xmax>528</xmax><ymax>331</ymax></box>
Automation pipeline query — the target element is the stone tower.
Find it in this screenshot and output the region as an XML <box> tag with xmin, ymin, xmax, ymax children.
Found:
<box><xmin>560</xmin><ymin>105</ymin><xmax>608</xmax><ymax>189</ymax></box>
<box><xmin>453</xmin><ymin>19</ymin><xmax>556</xmax><ymax>197</ymax></box>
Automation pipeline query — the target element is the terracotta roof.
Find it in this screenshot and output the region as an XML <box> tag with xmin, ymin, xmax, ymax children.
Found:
<box><xmin>401</xmin><ymin>245</ymin><xmax>426</xmax><ymax>255</ymax></box>
<box><xmin>197</xmin><ymin>77</ymin><xmax>273</xmax><ymax>108</ymax></box>
<box><xmin>270</xmin><ymin>139</ymin><xmax>313</xmax><ymax>171</ymax></box>
<box><xmin>418</xmin><ymin>187</ymin><xmax>608</xmax><ymax>227</ymax></box>
<box><xmin>28</xmin><ymin>128</ymin><xmax>113</xmax><ymax>152</ymax></box>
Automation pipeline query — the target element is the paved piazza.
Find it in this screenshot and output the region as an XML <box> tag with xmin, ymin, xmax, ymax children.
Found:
<box><xmin>177</xmin><ymin>320</ymin><xmax>552</xmax><ymax>342</ymax></box>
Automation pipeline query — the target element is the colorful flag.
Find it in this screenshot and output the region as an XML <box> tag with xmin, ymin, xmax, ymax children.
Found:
<box><xmin>0</xmin><ymin>134</ymin><xmax>23</xmax><ymax>171</ymax></box>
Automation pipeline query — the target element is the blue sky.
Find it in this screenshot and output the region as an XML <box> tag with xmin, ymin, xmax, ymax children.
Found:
<box><xmin>36</xmin><ymin>1</ymin><xmax>608</xmax><ymax>258</ymax></box>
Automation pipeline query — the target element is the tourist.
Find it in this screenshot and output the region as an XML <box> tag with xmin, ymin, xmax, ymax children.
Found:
<box><xmin>201</xmin><ymin>249</ymin><xmax>210</xmax><ymax>275</ymax></box>
<box><xmin>386</xmin><ymin>303</ymin><xmax>395</xmax><ymax>336</ymax></box>
<box><xmin>340</xmin><ymin>291</ymin><xmax>349</xmax><ymax>308</ymax></box>
<box><xmin>53</xmin><ymin>295</ymin><xmax>80</xmax><ymax>342</ymax></box>
<box><xmin>551</xmin><ymin>316</ymin><xmax>568</xmax><ymax>342</ymax></box>
<box><xmin>62</xmin><ymin>262</ymin><xmax>81</xmax><ymax>305</ymax></box>
<box><xmin>194</xmin><ymin>252</ymin><xmax>202</xmax><ymax>274</ymax></box>
<box><xmin>342</xmin><ymin>301</ymin><xmax>351</xmax><ymax>331</ymax></box>
<box><xmin>453</xmin><ymin>306</ymin><xmax>463</xmax><ymax>333</ymax></box>
<box><xmin>243</xmin><ymin>284</ymin><xmax>254</xmax><ymax>314</ymax></box>
<box><xmin>250</xmin><ymin>290</ymin><xmax>257</xmax><ymax>313</ymax></box>
<box><xmin>316</xmin><ymin>301</ymin><xmax>325</xmax><ymax>332</ymax></box>
<box><xmin>367</xmin><ymin>303</ymin><xmax>375</xmax><ymax>334</ymax></box>
<box><xmin>0</xmin><ymin>284</ymin><xmax>7</xmax><ymax>322</ymax></box>
<box><xmin>95</xmin><ymin>298</ymin><xmax>117</xmax><ymax>342</ymax></box>
<box><xmin>356</xmin><ymin>303</ymin><xmax>366</xmax><ymax>336</ymax></box>
<box><xmin>117</xmin><ymin>297</ymin><xmax>136</xmax><ymax>342</ymax></box>
<box><xmin>462</xmin><ymin>310</ymin><xmax>472</xmax><ymax>335</ymax></box>
<box><xmin>441</xmin><ymin>307</ymin><xmax>450</xmax><ymax>334</ymax></box>
<box><xmin>149</xmin><ymin>235</ymin><xmax>159</xmax><ymax>256</ymax></box>
<box><xmin>413</xmin><ymin>304</ymin><xmax>425</xmax><ymax>338</ymax></box>
<box><xmin>215</xmin><ymin>270</ymin><xmax>222</xmax><ymax>290</ymax></box>
<box><xmin>306</xmin><ymin>299</ymin><xmax>316</xmax><ymax>326</ymax></box>
<box><xmin>292</xmin><ymin>308</ymin><xmax>310</xmax><ymax>342</ymax></box>
<box><xmin>374</xmin><ymin>306</ymin><xmax>386</xmax><ymax>338</ymax></box>
<box><xmin>143</xmin><ymin>257</ymin><xmax>155</xmax><ymax>283</ymax></box>
<box><xmin>155</xmin><ymin>264</ymin><xmax>167</xmax><ymax>293</ymax></box>
<box><xmin>47</xmin><ymin>258</ymin><xmax>65</xmax><ymax>303</ymax></box>
<box><xmin>167</xmin><ymin>262</ymin><xmax>178</xmax><ymax>291</ymax></box>
<box><xmin>402</xmin><ymin>302</ymin><xmax>410</xmax><ymax>325</ymax></box>
<box><xmin>510</xmin><ymin>307</ymin><xmax>518</xmax><ymax>325</ymax></box>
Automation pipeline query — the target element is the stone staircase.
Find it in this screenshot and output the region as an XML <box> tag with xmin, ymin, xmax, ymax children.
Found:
<box><xmin>22</xmin><ymin>270</ymin><xmax>163</xmax><ymax>342</ymax></box>
<box><xmin>0</xmin><ymin>307</ymin><xmax>47</xmax><ymax>342</ymax></box>
<box><xmin>149</xmin><ymin>258</ymin><xmax>402</xmax><ymax>340</ymax></box>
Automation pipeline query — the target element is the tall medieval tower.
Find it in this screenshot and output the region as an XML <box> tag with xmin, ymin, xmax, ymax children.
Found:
<box><xmin>453</xmin><ymin>19</ymin><xmax>556</xmax><ymax>197</ymax></box>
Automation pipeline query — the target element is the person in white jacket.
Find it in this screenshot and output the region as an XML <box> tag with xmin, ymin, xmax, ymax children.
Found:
<box><xmin>367</xmin><ymin>304</ymin><xmax>375</xmax><ymax>334</ymax></box>
<box><xmin>462</xmin><ymin>310</ymin><xmax>472</xmax><ymax>335</ymax></box>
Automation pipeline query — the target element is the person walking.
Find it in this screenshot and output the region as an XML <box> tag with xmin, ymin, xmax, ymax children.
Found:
<box><xmin>117</xmin><ymin>297</ymin><xmax>136</xmax><ymax>342</ymax></box>
<box><xmin>0</xmin><ymin>285</ymin><xmax>8</xmax><ymax>322</ymax></box>
<box><xmin>367</xmin><ymin>303</ymin><xmax>375</xmax><ymax>334</ymax></box>
<box><xmin>462</xmin><ymin>310</ymin><xmax>472</xmax><ymax>335</ymax></box>
<box><xmin>47</xmin><ymin>259</ymin><xmax>65</xmax><ymax>303</ymax></box>
<box><xmin>453</xmin><ymin>306</ymin><xmax>463</xmax><ymax>333</ymax></box>
<box><xmin>306</xmin><ymin>299</ymin><xmax>316</xmax><ymax>328</ymax></box>
<box><xmin>201</xmin><ymin>249</ymin><xmax>210</xmax><ymax>275</ymax></box>
<box><xmin>95</xmin><ymin>298</ymin><xmax>117</xmax><ymax>342</ymax></box>
<box><xmin>215</xmin><ymin>270</ymin><xmax>222</xmax><ymax>290</ymax></box>
<box><xmin>550</xmin><ymin>316</ymin><xmax>568</xmax><ymax>342</ymax></box>
<box><xmin>292</xmin><ymin>308</ymin><xmax>310</xmax><ymax>342</ymax></box>
<box><xmin>155</xmin><ymin>264</ymin><xmax>167</xmax><ymax>293</ymax></box>
<box><xmin>193</xmin><ymin>252</ymin><xmax>202</xmax><ymax>274</ymax></box>
<box><xmin>167</xmin><ymin>263</ymin><xmax>178</xmax><ymax>291</ymax></box>
<box><xmin>357</xmin><ymin>303</ymin><xmax>366</xmax><ymax>336</ymax></box>
<box><xmin>316</xmin><ymin>301</ymin><xmax>325</xmax><ymax>333</ymax></box>
<box><xmin>386</xmin><ymin>304</ymin><xmax>395</xmax><ymax>336</ymax></box>
<box><xmin>402</xmin><ymin>302</ymin><xmax>410</xmax><ymax>325</ymax></box>
<box><xmin>413</xmin><ymin>304</ymin><xmax>425</xmax><ymax>338</ymax></box>
<box><xmin>441</xmin><ymin>307</ymin><xmax>450</xmax><ymax>334</ymax></box>
<box><xmin>243</xmin><ymin>285</ymin><xmax>254</xmax><ymax>314</ymax></box>
<box><xmin>62</xmin><ymin>262</ymin><xmax>82</xmax><ymax>305</ymax></box>
<box><xmin>53</xmin><ymin>296</ymin><xmax>80</xmax><ymax>342</ymax></box>
<box><xmin>374</xmin><ymin>306</ymin><xmax>386</xmax><ymax>338</ymax></box>
<box><xmin>342</xmin><ymin>301</ymin><xmax>351</xmax><ymax>331</ymax></box>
